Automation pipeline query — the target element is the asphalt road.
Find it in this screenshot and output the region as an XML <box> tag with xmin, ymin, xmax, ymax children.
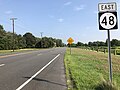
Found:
<box><xmin>0</xmin><ymin>47</ymin><xmax>67</xmax><ymax>90</ymax></box>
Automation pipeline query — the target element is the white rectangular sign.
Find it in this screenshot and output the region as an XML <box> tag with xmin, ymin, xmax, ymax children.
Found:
<box><xmin>98</xmin><ymin>2</ymin><xmax>117</xmax><ymax>12</ymax></box>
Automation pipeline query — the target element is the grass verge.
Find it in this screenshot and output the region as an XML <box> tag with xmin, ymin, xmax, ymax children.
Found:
<box><xmin>0</xmin><ymin>48</ymin><xmax>40</xmax><ymax>55</ymax></box>
<box><xmin>64</xmin><ymin>48</ymin><xmax>120</xmax><ymax>90</ymax></box>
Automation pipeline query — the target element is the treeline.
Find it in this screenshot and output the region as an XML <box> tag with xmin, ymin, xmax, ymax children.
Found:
<box><xmin>0</xmin><ymin>25</ymin><xmax>64</xmax><ymax>50</ymax></box>
<box><xmin>70</xmin><ymin>39</ymin><xmax>120</xmax><ymax>47</ymax></box>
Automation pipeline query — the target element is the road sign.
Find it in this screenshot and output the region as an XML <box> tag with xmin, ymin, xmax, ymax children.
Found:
<box><xmin>98</xmin><ymin>2</ymin><xmax>116</xmax><ymax>12</ymax></box>
<box><xmin>67</xmin><ymin>37</ymin><xmax>74</xmax><ymax>55</ymax></box>
<box><xmin>98</xmin><ymin>2</ymin><xmax>118</xmax><ymax>83</ymax></box>
<box><xmin>99</xmin><ymin>12</ymin><xmax>118</xmax><ymax>30</ymax></box>
<box><xmin>98</xmin><ymin>2</ymin><xmax>118</xmax><ymax>30</ymax></box>
<box><xmin>67</xmin><ymin>37</ymin><xmax>74</xmax><ymax>44</ymax></box>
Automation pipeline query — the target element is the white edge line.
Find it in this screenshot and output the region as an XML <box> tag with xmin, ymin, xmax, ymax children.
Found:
<box><xmin>0</xmin><ymin>64</ymin><xmax>5</xmax><ymax>67</ymax></box>
<box><xmin>16</xmin><ymin>54</ymin><xmax>60</xmax><ymax>90</ymax></box>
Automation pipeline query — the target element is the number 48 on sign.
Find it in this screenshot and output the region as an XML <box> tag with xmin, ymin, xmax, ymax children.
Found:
<box><xmin>99</xmin><ymin>12</ymin><xmax>118</xmax><ymax>30</ymax></box>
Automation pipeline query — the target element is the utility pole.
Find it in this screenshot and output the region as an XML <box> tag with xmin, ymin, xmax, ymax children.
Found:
<box><xmin>40</xmin><ymin>32</ymin><xmax>43</xmax><ymax>38</ymax></box>
<box><xmin>40</xmin><ymin>32</ymin><xmax>43</xmax><ymax>48</ymax></box>
<box><xmin>10</xmin><ymin>18</ymin><xmax>17</xmax><ymax>52</ymax></box>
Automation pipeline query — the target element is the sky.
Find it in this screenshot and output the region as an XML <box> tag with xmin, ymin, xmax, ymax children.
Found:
<box><xmin>0</xmin><ymin>0</ymin><xmax>120</xmax><ymax>44</ymax></box>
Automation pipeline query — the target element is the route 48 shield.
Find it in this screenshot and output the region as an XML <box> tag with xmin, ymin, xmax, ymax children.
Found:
<box><xmin>99</xmin><ymin>12</ymin><xmax>118</xmax><ymax>30</ymax></box>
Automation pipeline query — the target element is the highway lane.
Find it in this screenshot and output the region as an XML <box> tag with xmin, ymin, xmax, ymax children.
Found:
<box><xmin>0</xmin><ymin>47</ymin><xmax>67</xmax><ymax>90</ymax></box>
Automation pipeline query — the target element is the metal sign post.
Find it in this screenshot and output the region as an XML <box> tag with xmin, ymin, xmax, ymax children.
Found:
<box><xmin>70</xmin><ymin>44</ymin><xmax>71</xmax><ymax>55</ymax></box>
<box><xmin>98</xmin><ymin>2</ymin><xmax>118</xmax><ymax>83</ymax></box>
<box><xmin>107</xmin><ymin>30</ymin><xmax>112</xmax><ymax>82</ymax></box>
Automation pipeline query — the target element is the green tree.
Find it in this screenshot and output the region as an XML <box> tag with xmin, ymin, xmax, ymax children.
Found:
<box><xmin>76</xmin><ymin>42</ymin><xmax>84</xmax><ymax>46</ymax></box>
<box><xmin>0</xmin><ymin>25</ymin><xmax>6</xmax><ymax>50</ymax></box>
<box><xmin>56</xmin><ymin>39</ymin><xmax>62</xmax><ymax>47</ymax></box>
<box><xmin>35</xmin><ymin>37</ymin><xmax>63</xmax><ymax>48</ymax></box>
<box><xmin>23</xmin><ymin>32</ymin><xmax>36</xmax><ymax>48</ymax></box>
<box><xmin>16</xmin><ymin>34</ymin><xmax>26</xmax><ymax>49</ymax></box>
<box><xmin>88</xmin><ymin>42</ymin><xmax>93</xmax><ymax>47</ymax></box>
<box><xmin>0</xmin><ymin>25</ymin><xmax>64</xmax><ymax>49</ymax></box>
<box><xmin>0</xmin><ymin>25</ymin><xmax>6</xmax><ymax>37</ymax></box>
<box><xmin>3</xmin><ymin>32</ymin><xmax>13</xmax><ymax>50</ymax></box>
<box><xmin>111</xmin><ymin>39</ymin><xmax>120</xmax><ymax>47</ymax></box>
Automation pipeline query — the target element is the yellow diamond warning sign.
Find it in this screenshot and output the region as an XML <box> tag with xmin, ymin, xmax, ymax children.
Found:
<box><xmin>67</xmin><ymin>37</ymin><xmax>74</xmax><ymax>44</ymax></box>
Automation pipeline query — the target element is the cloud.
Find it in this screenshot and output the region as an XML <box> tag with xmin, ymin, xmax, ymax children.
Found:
<box><xmin>74</xmin><ymin>5</ymin><xmax>85</xmax><ymax>11</ymax></box>
<box><xmin>58</xmin><ymin>18</ymin><xmax>64</xmax><ymax>23</ymax></box>
<box><xmin>5</xmin><ymin>10</ymin><xmax>12</xmax><ymax>14</ymax></box>
<box><xmin>64</xmin><ymin>2</ymin><xmax>72</xmax><ymax>6</ymax></box>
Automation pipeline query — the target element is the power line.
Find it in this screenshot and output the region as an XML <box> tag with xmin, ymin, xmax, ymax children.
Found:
<box><xmin>0</xmin><ymin>19</ymin><xmax>32</xmax><ymax>33</ymax></box>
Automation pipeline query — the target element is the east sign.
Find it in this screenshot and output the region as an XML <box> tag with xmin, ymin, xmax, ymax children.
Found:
<box><xmin>98</xmin><ymin>2</ymin><xmax>116</xmax><ymax>12</ymax></box>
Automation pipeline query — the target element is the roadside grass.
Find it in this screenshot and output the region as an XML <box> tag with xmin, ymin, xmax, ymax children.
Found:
<box><xmin>0</xmin><ymin>48</ymin><xmax>40</xmax><ymax>55</ymax></box>
<box><xmin>64</xmin><ymin>48</ymin><xmax>120</xmax><ymax>90</ymax></box>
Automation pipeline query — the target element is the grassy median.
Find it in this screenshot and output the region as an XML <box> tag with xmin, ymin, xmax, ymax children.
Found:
<box><xmin>64</xmin><ymin>48</ymin><xmax>120</xmax><ymax>90</ymax></box>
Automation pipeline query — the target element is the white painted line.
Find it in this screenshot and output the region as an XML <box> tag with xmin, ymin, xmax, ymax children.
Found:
<box><xmin>16</xmin><ymin>54</ymin><xmax>60</xmax><ymax>90</ymax></box>
<box><xmin>0</xmin><ymin>64</ymin><xmax>5</xmax><ymax>67</ymax></box>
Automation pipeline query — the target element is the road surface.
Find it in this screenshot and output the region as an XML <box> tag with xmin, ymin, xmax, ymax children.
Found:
<box><xmin>0</xmin><ymin>47</ymin><xmax>67</xmax><ymax>90</ymax></box>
